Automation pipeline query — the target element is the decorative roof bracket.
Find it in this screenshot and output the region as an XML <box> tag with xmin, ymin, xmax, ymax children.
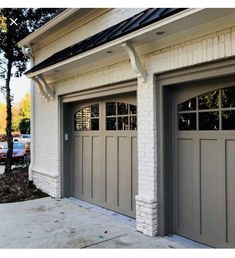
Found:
<box><xmin>32</xmin><ymin>77</ymin><xmax>50</xmax><ymax>101</ymax></box>
<box><xmin>121</xmin><ymin>41</ymin><xmax>147</xmax><ymax>82</ymax></box>
<box><xmin>32</xmin><ymin>75</ymin><xmax>55</xmax><ymax>101</ymax></box>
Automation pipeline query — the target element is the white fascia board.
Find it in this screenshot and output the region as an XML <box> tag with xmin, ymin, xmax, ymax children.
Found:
<box><xmin>26</xmin><ymin>8</ymin><xmax>202</xmax><ymax>78</ymax></box>
<box><xmin>18</xmin><ymin>8</ymin><xmax>79</xmax><ymax>48</ymax></box>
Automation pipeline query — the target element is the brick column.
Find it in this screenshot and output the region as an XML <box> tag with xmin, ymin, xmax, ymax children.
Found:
<box><xmin>136</xmin><ymin>73</ymin><xmax>158</xmax><ymax>236</ymax></box>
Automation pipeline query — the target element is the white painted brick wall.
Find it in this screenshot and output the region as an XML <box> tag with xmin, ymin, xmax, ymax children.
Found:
<box><xmin>55</xmin><ymin>60</ymin><xmax>135</xmax><ymax>95</ymax></box>
<box><xmin>32</xmin><ymin>84</ymin><xmax>60</xmax><ymax>198</ymax></box>
<box><xmin>32</xmin><ymin>170</ymin><xmax>60</xmax><ymax>198</ymax></box>
<box><xmin>135</xmin><ymin>26</ymin><xmax>235</xmax><ymax>236</ymax></box>
<box><xmin>136</xmin><ymin>196</ymin><xmax>158</xmax><ymax>236</ymax></box>
<box><xmin>31</xmin><ymin>10</ymin><xmax>235</xmax><ymax>236</ymax></box>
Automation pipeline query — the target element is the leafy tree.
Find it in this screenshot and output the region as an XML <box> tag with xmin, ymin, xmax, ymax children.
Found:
<box><xmin>19</xmin><ymin>92</ymin><xmax>30</xmax><ymax>119</ymax></box>
<box><xmin>19</xmin><ymin>118</ymin><xmax>30</xmax><ymax>134</ymax></box>
<box><xmin>0</xmin><ymin>92</ymin><xmax>31</xmax><ymax>134</ymax></box>
<box><xmin>12</xmin><ymin>103</ymin><xmax>20</xmax><ymax>132</ymax></box>
<box><xmin>0</xmin><ymin>102</ymin><xmax>6</xmax><ymax>133</ymax></box>
<box><xmin>17</xmin><ymin>92</ymin><xmax>31</xmax><ymax>133</ymax></box>
<box><xmin>0</xmin><ymin>101</ymin><xmax>19</xmax><ymax>133</ymax></box>
<box><xmin>0</xmin><ymin>8</ymin><xmax>59</xmax><ymax>173</ymax></box>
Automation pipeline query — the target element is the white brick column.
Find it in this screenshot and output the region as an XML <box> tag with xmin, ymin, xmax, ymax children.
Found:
<box><xmin>136</xmin><ymin>72</ymin><xmax>158</xmax><ymax>236</ymax></box>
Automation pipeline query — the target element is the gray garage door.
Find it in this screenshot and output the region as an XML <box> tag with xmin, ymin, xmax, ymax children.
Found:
<box><xmin>72</xmin><ymin>94</ymin><xmax>137</xmax><ymax>218</ymax></box>
<box><xmin>172</xmin><ymin>83</ymin><xmax>235</xmax><ymax>247</ymax></box>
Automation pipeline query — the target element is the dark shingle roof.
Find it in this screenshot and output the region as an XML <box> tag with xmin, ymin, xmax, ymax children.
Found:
<box><xmin>26</xmin><ymin>8</ymin><xmax>185</xmax><ymax>75</ymax></box>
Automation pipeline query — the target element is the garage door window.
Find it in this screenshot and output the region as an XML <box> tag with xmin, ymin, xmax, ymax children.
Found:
<box><xmin>222</xmin><ymin>87</ymin><xmax>235</xmax><ymax>129</ymax></box>
<box><xmin>74</xmin><ymin>104</ymin><xmax>99</xmax><ymax>131</ymax></box>
<box><xmin>106</xmin><ymin>102</ymin><xmax>137</xmax><ymax>130</ymax></box>
<box><xmin>178</xmin><ymin>86</ymin><xmax>235</xmax><ymax>131</ymax></box>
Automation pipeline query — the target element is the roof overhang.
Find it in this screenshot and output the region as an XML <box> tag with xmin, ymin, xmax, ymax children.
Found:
<box><xmin>18</xmin><ymin>8</ymin><xmax>97</xmax><ymax>48</ymax></box>
<box><xmin>23</xmin><ymin>8</ymin><xmax>235</xmax><ymax>82</ymax></box>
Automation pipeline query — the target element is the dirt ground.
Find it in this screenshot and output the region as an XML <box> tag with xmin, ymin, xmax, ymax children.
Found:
<box><xmin>0</xmin><ymin>166</ymin><xmax>48</xmax><ymax>203</ymax></box>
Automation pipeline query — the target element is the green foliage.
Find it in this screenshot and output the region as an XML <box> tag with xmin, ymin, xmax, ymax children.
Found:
<box><xmin>19</xmin><ymin>118</ymin><xmax>30</xmax><ymax>134</ymax></box>
<box><xmin>0</xmin><ymin>9</ymin><xmax>59</xmax><ymax>81</ymax></box>
<box><xmin>19</xmin><ymin>92</ymin><xmax>30</xmax><ymax>119</ymax></box>
<box><xmin>0</xmin><ymin>8</ymin><xmax>59</xmax><ymax>172</ymax></box>
<box><xmin>0</xmin><ymin>92</ymin><xmax>31</xmax><ymax>133</ymax></box>
<box><xmin>0</xmin><ymin>102</ymin><xmax>6</xmax><ymax>133</ymax></box>
<box><xmin>17</xmin><ymin>92</ymin><xmax>31</xmax><ymax>133</ymax></box>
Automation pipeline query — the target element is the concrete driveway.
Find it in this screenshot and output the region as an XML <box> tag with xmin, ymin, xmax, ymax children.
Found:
<box><xmin>0</xmin><ymin>197</ymin><xmax>208</xmax><ymax>248</ymax></box>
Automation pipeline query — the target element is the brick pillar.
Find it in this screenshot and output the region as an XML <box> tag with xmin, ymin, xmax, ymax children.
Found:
<box><xmin>136</xmin><ymin>73</ymin><xmax>158</xmax><ymax>236</ymax></box>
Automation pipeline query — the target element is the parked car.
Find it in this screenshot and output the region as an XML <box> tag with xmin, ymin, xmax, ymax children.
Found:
<box><xmin>0</xmin><ymin>144</ymin><xmax>7</xmax><ymax>164</ymax></box>
<box><xmin>0</xmin><ymin>142</ymin><xmax>6</xmax><ymax>150</ymax></box>
<box><xmin>0</xmin><ymin>142</ymin><xmax>30</xmax><ymax>165</ymax></box>
<box><xmin>12</xmin><ymin>142</ymin><xmax>30</xmax><ymax>164</ymax></box>
<box><xmin>13</xmin><ymin>134</ymin><xmax>31</xmax><ymax>143</ymax></box>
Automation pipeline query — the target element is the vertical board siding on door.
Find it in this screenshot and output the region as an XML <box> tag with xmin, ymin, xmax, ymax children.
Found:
<box><xmin>177</xmin><ymin>138</ymin><xmax>194</xmax><ymax>236</ymax></box>
<box><xmin>172</xmin><ymin>83</ymin><xmax>235</xmax><ymax>247</ymax></box>
<box><xmin>105</xmin><ymin>136</ymin><xmax>118</xmax><ymax>207</ymax></box>
<box><xmin>74</xmin><ymin>134</ymin><xmax>137</xmax><ymax>217</ymax></box>
<box><xmin>200</xmin><ymin>139</ymin><xmax>223</xmax><ymax>242</ymax></box>
<box><xmin>104</xmin><ymin>135</ymin><xmax>137</xmax><ymax>217</ymax></box>
<box><xmin>82</xmin><ymin>136</ymin><xmax>92</xmax><ymax>200</ymax></box>
<box><xmin>72</xmin><ymin>95</ymin><xmax>137</xmax><ymax>218</ymax></box>
<box><xmin>226</xmin><ymin>140</ymin><xmax>235</xmax><ymax>245</ymax></box>
<box><xmin>73</xmin><ymin>136</ymin><xmax>83</xmax><ymax>197</ymax></box>
<box><xmin>131</xmin><ymin>137</ymin><xmax>138</xmax><ymax>213</ymax></box>
<box><xmin>91</xmin><ymin>136</ymin><xmax>103</xmax><ymax>203</ymax></box>
<box><xmin>118</xmin><ymin>136</ymin><xmax>132</xmax><ymax>216</ymax></box>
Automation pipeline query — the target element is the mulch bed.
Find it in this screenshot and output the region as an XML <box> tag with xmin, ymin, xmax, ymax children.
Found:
<box><xmin>0</xmin><ymin>166</ymin><xmax>48</xmax><ymax>203</ymax></box>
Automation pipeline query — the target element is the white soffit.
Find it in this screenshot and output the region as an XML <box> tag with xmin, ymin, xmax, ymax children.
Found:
<box><xmin>26</xmin><ymin>8</ymin><xmax>235</xmax><ymax>80</ymax></box>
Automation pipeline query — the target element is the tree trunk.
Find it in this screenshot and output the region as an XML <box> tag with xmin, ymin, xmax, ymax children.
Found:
<box><xmin>4</xmin><ymin>60</ymin><xmax>13</xmax><ymax>174</ymax></box>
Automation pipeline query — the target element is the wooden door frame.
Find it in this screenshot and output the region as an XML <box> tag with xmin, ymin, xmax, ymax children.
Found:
<box><xmin>156</xmin><ymin>57</ymin><xmax>235</xmax><ymax>237</ymax></box>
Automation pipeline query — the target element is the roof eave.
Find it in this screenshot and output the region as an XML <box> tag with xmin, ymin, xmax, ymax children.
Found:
<box><xmin>26</xmin><ymin>8</ymin><xmax>200</xmax><ymax>78</ymax></box>
<box><xmin>18</xmin><ymin>8</ymin><xmax>79</xmax><ymax>48</ymax></box>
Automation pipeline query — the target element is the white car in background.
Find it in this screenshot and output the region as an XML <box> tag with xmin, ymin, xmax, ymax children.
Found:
<box><xmin>13</xmin><ymin>134</ymin><xmax>31</xmax><ymax>143</ymax></box>
<box><xmin>0</xmin><ymin>142</ymin><xmax>7</xmax><ymax>150</ymax></box>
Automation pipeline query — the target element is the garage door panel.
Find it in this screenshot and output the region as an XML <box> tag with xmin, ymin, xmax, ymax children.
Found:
<box><xmin>118</xmin><ymin>136</ymin><xmax>132</xmax><ymax>215</ymax></box>
<box><xmin>105</xmin><ymin>136</ymin><xmax>118</xmax><ymax>208</ymax></box>
<box><xmin>172</xmin><ymin>84</ymin><xmax>235</xmax><ymax>247</ymax></box>
<box><xmin>177</xmin><ymin>138</ymin><xmax>194</xmax><ymax>234</ymax></box>
<box><xmin>226</xmin><ymin>140</ymin><xmax>235</xmax><ymax>245</ymax></box>
<box><xmin>131</xmin><ymin>136</ymin><xmax>138</xmax><ymax>213</ymax></box>
<box><xmin>73</xmin><ymin>136</ymin><xmax>83</xmax><ymax>197</ymax></box>
<box><xmin>91</xmin><ymin>136</ymin><xmax>103</xmax><ymax>203</ymax></box>
<box><xmin>82</xmin><ymin>136</ymin><xmax>92</xmax><ymax>200</ymax></box>
<box><xmin>200</xmin><ymin>139</ymin><xmax>224</xmax><ymax>241</ymax></box>
<box><xmin>72</xmin><ymin>95</ymin><xmax>137</xmax><ymax>218</ymax></box>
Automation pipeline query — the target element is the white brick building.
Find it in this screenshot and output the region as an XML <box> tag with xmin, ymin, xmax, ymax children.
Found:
<box><xmin>19</xmin><ymin>8</ymin><xmax>235</xmax><ymax>247</ymax></box>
